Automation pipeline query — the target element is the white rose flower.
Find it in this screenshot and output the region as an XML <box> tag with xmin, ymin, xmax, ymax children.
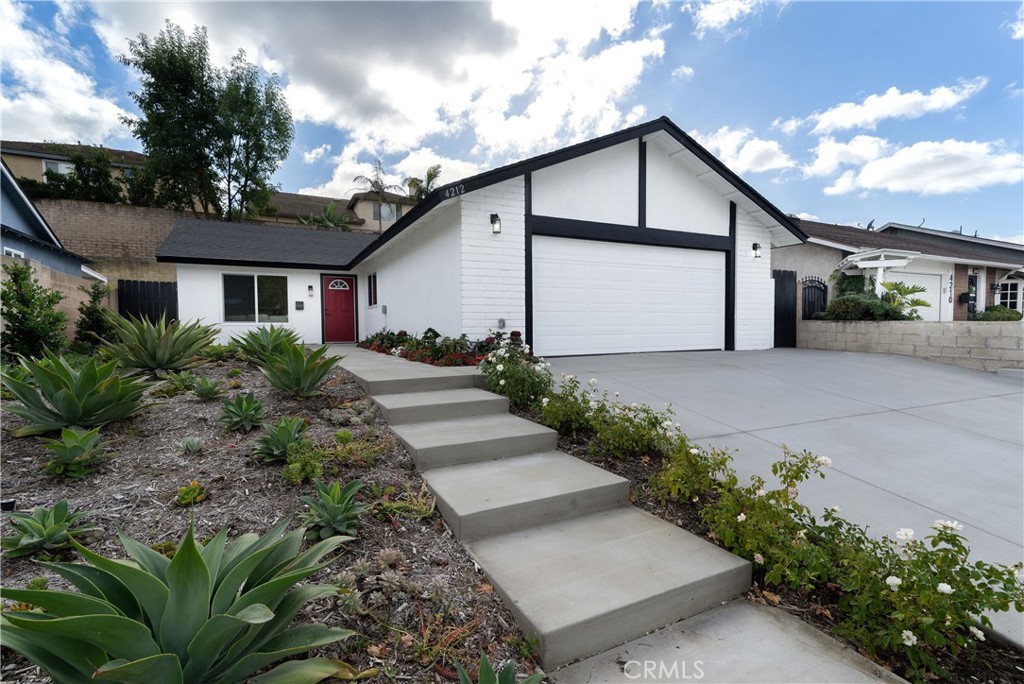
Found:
<box><xmin>499</xmin><ymin>379</ymin><xmax>506</xmax><ymax>386</ymax></box>
<box><xmin>541</xmin><ymin>397</ymin><xmax>550</xmax><ymax>406</ymax></box>
<box><xmin>828</xmin><ymin>505</ymin><xmax>841</xmax><ymax>515</ymax></box>
<box><xmin>933</xmin><ymin>519</ymin><xmax>964</xmax><ymax>532</ymax></box>
<box><xmin>937</xmin><ymin>583</ymin><xmax>953</xmax><ymax>595</ymax></box>
<box><xmin>901</xmin><ymin>630</ymin><xmax>917</xmax><ymax>647</ymax></box>
<box><xmin>895</xmin><ymin>528</ymin><xmax>914</xmax><ymax>542</ymax></box>
<box><xmin>886</xmin><ymin>576</ymin><xmax>902</xmax><ymax>592</ymax></box>
<box><xmin>969</xmin><ymin>626</ymin><xmax>985</xmax><ymax>641</ymax></box>
<box><xmin>755</xmin><ymin>488</ymin><xmax>766</xmax><ymax>497</ymax></box>
<box><xmin>496</xmin><ymin>364</ymin><xmax>504</xmax><ymax>372</ymax></box>
<box><xmin>753</xmin><ymin>553</ymin><xmax>764</xmax><ymax>564</ymax></box>
<box><xmin>736</xmin><ymin>513</ymin><xmax>746</xmax><ymax>523</ymax></box>
<box><xmin>816</xmin><ymin>456</ymin><xmax>832</xmax><ymax>467</ymax></box>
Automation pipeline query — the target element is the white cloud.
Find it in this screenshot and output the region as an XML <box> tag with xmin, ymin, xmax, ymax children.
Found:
<box><xmin>672</xmin><ymin>64</ymin><xmax>695</xmax><ymax>80</ymax></box>
<box><xmin>772</xmin><ymin>116</ymin><xmax>803</xmax><ymax>135</ymax></box>
<box><xmin>1009</xmin><ymin>4</ymin><xmax>1024</xmax><ymax>39</ymax></box>
<box><xmin>682</xmin><ymin>0</ymin><xmax>770</xmax><ymax>39</ymax></box>
<box><xmin>803</xmin><ymin>135</ymin><xmax>891</xmax><ymax>177</ymax></box>
<box><xmin>691</xmin><ymin>126</ymin><xmax>795</xmax><ymax>174</ymax></box>
<box><xmin>302</xmin><ymin>144</ymin><xmax>331</xmax><ymax>164</ymax></box>
<box><xmin>805</xmin><ymin>78</ymin><xmax>989</xmax><ymax>134</ymax></box>
<box><xmin>987</xmin><ymin>233</ymin><xmax>1024</xmax><ymax>245</ymax></box>
<box><xmin>793</xmin><ymin>212</ymin><xmax>820</xmax><ymax>221</ymax></box>
<box><xmin>0</xmin><ymin>0</ymin><xmax>131</xmax><ymax>143</ymax></box>
<box><xmin>823</xmin><ymin>139</ymin><xmax>1024</xmax><ymax>196</ymax></box>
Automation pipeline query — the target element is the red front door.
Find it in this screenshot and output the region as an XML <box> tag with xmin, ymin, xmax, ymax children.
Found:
<box><xmin>322</xmin><ymin>276</ymin><xmax>356</xmax><ymax>342</ymax></box>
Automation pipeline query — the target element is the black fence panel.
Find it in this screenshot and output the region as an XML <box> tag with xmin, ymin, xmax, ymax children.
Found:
<box><xmin>117</xmin><ymin>280</ymin><xmax>178</xmax><ymax>323</ymax></box>
<box><xmin>801</xmin><ymin>277</ymin><xmax>828</xmax><ymax>320</ymax></box>
<box><xmin>773</xmin><ymin>269</ymin><xmax>797</xmax><ymax>348</ymax></box>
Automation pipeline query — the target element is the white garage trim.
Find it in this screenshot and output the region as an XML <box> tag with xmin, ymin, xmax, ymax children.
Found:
<box><xmin>532</xmin><ymin>236</ymin><xmax>725</xmax><ymax>356</ymax></box>
<box><xmin>887</xmin><ymin>270</ymin><xmax>943</xmax><ymax>322</ymax></box>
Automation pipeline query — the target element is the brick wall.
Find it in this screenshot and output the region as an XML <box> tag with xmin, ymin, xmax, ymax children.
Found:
<box><xmin>952</xmin><ymin>263</ymin><xmax>970</xmax><ymax>321</ymax></box>
<box><xmin>0</xmin><ymin>255</ymin><xmax>113</xmax><ymax>341</ymax></box>
<box><xmin>797</xmin><ymin>320</ymin><xmax>1024</xmax><ymax>372</ymax></box>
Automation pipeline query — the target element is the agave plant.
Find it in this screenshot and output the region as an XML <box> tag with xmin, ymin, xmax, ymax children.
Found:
<box><xmin>0</xmin><ymin>350</ymin><xmax>153</xmax><ymax>437</ymax></box>
<box><xmin>39</xmin><ymin>426</ymin><xmax>112</xmax><ymax>479</ymax></box>
<box><xmin>300</xmin><ymin>479</ymin><xmax>368</xmax><ymax>541</ymax></box>
<box><xmin>220</xmin><ymin>393</ymin><xmax>265</xmax><ymax>432</ymax></box>
<box><xmin>255</xmin><ymin>416</ymin><xmax>309</xmax><ymax>463</ymax></box>
<box><xmin>456</xmin><ymin>653</ymin><xmax>543</xmax><ymax>684</ymax></box>
<box><xmin>193</xmin><ymin>377</ymin><xmax>226</xmax><ymax>402</ymax></box>
<box><xmin>231</xmin><ymin>326</ymin><xmax>301</xmax><ymax>364</ymax></box>
<box><xmin>0</xmin><ymin>521</ymin><xmax>372</xmax><ymax>683</ymax></box>
<box><xmin>1</xmin><ymin>499</ymin><xmax>98</xmax><ymax>559</ymax></box>
<box><xmin>259</xmin><ymin>345</ymin><xmax>342</xmax><ymax>398</ymax></box>
<box><xmin>102</xmin><ymin>312</ymin><xmax>218</xmax><ymax>373</ymax></box>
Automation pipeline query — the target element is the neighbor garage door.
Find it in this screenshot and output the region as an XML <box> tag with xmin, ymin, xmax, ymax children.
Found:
<box><xmin>532</xmin><ymin>236</ymin><xmax>725</xmax><ymax>356</ymax></box>
<box><xmin>888</xmin><ymin>271</ymin><xmax>942</xmax><ymax>322</ymax></box>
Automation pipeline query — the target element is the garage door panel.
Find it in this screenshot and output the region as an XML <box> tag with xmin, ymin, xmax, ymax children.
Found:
<box><xmin>533</xmin><ymin>236</ymin><xmax>725</xmax><ymax>356</ymax></box>
<box><xmin>888</xmin><ymin>271</ymin><xmax>942</xmax><ymax>322</ymax></box>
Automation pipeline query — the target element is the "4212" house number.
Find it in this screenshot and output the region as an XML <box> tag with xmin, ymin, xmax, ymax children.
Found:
<box><xmin>442</xmin><ymin>183</ymin><xmax>466</xmax><ymax>199</ymax></box>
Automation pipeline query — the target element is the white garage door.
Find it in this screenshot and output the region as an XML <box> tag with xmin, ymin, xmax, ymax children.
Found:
<box><xmin>532</xmin><ymin>236</ymin><xmax>725</xmax><ymax>356</ymax></box>
<box><xmin>888</xmin><ymin>271</ymin><xmax>942</xmax><ymax>322</ymax></box>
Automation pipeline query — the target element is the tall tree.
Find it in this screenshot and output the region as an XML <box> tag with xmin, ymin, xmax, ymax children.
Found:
<box><xmin>119</xmin><ymin>22</ymin><xmax>221</xmax><ymax>218</ymax></box>
<box><xmin>216</xmin><ymin>52</ymin><xmax>294</xmax><ymax>221</ymax></box>
<box><xmin>18</xmin><ymin>147</ymin><xmax>124</xmax><ymax>204</ymax></box>
<box><xmin>353</xmin><ymin>159</ymin><xmax>404</xmax><ymax>232</ymax></box>
<box><xmin>404</xmin><ymin>164</ymin><xmax>442</xmax><ymax>203</ymax></box>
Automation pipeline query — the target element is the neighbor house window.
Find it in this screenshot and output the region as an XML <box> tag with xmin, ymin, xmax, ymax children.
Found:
<box><xmin>997</xmin><ymin>282</ymin><xmax>1021</xmax><ymax>311</ymax></box>
<box><xmin>372</xmin><ymin>202</ymin><xmax>401</xmax><ymax>222</ymax></box>
<box><xmin>43</xmin><ymin>160</ymin><xmax>74</xmax><ymax>177</ymax></box>
<box><xmin>223</xmin><ymin>274</ymin><xmax>288</xmax><ymax>322</ymax></box>
<box><xmin>3</xmin><ymin>246</ymin><xmax>25</xmax><ymax>258</ymax></box>
<box><xmin>367</xmin><ymin>273</ymin><xmax>378</xmax><ymax>306</ymax></box>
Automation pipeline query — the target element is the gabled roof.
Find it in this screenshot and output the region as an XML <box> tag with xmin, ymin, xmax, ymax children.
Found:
<box><xmin>796</xmin><ymin>219</ymin><xmax>1024</xmax><ymax>267</ymax></box>
<box><xmin>266</xmin><ymin>191</ymin><xmax>365</xmax><ymax>225</ymax></box>
<box><xmin>1</xmin><ymin>159</ymin><xmax>91</xmax><ymax>266</ymax></box>
<box><xmin>877</xmin><ymin>222</ymin><xmax>1024</xmax><ymax>259</ymax></box>
<box><xmin>348</xmin><ymin>116</ymin><xmax>807</xmax><ymax>266</ymax></box>
<box><xmin>1</xmin><ymin>141</ymin><xmax>148</xmax><ymax>168</ymax></box>
<box><xmin>156</xmin><ymin>219</ymin><xmax>378</xmax><ymax>270</ymax></box>
<box><xmin>346</xmin><ymin>190</ymin><xmax>416</xmax><ymax>210</ymax></box>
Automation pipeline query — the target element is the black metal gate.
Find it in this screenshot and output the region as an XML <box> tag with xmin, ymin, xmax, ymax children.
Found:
<box><xmin>801</xmin><ymin>277</ymin><xmax>828</xmax><ymax>319</ymax></box>
<box><xmin>117</xmin><ymin>280</ymin><xmax>178</xmax><ymax>323</ymax></box>
<box><xmin>774</xmin><ymin>269</ymin><xmax>797</xmax><ymax>348</ymax></box>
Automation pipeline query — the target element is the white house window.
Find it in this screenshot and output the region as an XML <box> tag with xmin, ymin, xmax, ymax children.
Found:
<box><xmin>223</xmin><ymin>274</ymin><xmax>288</xmax><ymax>322</ymax></box>
<box><xmin>997</xmin><ymin>282</ymin><xmax>1021</xmax><ymax>311</ymax></box>
<box><xmin>372</xmin><ymin>202</ymin><xmax>401</xmax><ymax>222</ymax></box>
<box><xmin>43</xmin><ymin>160</ymin><xmax>74</xmax><ymax>177</ymax></box>
<box><xmin>367</xmin><ymin>273</ymin><xmax>378</xmax><ymax>306</ymax></box>
<box><xmin>3</xmin><ymin>246</ymin><xmax>26</xmax><ymax>258</ymax></box>
<box><xmin>328</xmin><ymin>279</ymin><xmax>350</xmax><ymax>290</ymax></box>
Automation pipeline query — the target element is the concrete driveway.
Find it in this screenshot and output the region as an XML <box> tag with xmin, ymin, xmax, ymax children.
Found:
<box><xmin>547</xmin><ymin>348</ymin><xmax>1024</xmax><ymax>643</ymax></box>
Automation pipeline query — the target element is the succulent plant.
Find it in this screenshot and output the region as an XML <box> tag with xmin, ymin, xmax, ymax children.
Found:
<box><xmin>101</xmin><ymin>312</ymin><xmax>217</xmax><ymax>373</ymax></box>
<box><xmin>220</xmin><ymin>392</ymin><xmax>264</xmax><ymax>432</ymax></box>
<box><xmin>39</xmin><ymin>426</ymin><xmax>112</xmax><ymax>479</ymax></box>
<box><xmin>1</xmin><ymin>499</ymin><xmax>98</xmax><ymax>559</ymax></box>
<box><xmin>175</xmin><ymin>480</ymin><xmax>208</xmax><ymax>506</ymax></box>
<box><xmin>178</xmin><ymin>436</ymin><xmax>205</xmax><ymax>456</ymax></box>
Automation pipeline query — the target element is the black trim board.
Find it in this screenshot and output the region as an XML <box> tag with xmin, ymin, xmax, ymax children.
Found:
<box><xmin>531</xmin><ymin>216</ymin><xmax>732</xmax><ymax>252</ymax></box>
<box><xmin>725</xmin><ymin>202</ymin><xmax>736</xmax><ymax>351</ymax></box>
<box><xmin>638</xmin><ymin>140</ymin><xmax>646</xmax><ymax>230</ymax></box>
<box><xmin>524</xmin><ymin>173</ymin><xmax>534</xmax><ymax>350</ymax></box>
<box><xmin>159</xmin><ymin>255</ymin><xmax>353</xmax><ymax>271</ymax></box>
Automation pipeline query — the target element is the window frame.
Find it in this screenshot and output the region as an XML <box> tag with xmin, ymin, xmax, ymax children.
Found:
<box><xmin>367</xmin><ymin>273</ymin><xmax>378</xmax><ymax>307</ymax></box>
<box><xmin>3</xmin><ymin>246</ymin><xmax>25</xmax><ymax>258</ymax></box>
<box><xmin>42</xmin><ymin>159</ymin><xmax>74</xmax><ymax>177</ymax></box>
<box><xmin>222</xmin><ymin>273</ymin><xmax>290</xmax><ymax>324</ymax></box>
<box><xmin>997</xmin><ymin>281</ymin><xmax>1021</xmax><ymax>311</ymax></box>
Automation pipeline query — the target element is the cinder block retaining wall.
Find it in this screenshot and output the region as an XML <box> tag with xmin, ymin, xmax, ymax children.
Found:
<box><xmin>797</xmin><ymin>320</ymin><xmax>1024</xmax><ymax>372</ymax></box>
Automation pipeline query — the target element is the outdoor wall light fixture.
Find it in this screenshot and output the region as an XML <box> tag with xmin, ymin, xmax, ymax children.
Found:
<box><xmin>307</xmin><ymin>285</ymin><xmax>314</xmax><ymax>297</ymax></box>
<box><xmin>752</xmin><ymin>243</ymin><xmax>762</xmax><ymax>259</ymax></box>
<box><xmin>491</xmin><ymin>213</ymin><xmax>502</xmax><ymax>234</ymax></box>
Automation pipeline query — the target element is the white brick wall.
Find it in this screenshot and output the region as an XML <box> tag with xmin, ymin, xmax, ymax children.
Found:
<box><xmin>734</xmin><ymin>209</ymin><xmax>775</xmax><ymax>350</ymax></box>
<box><xmin>459</xmin><ymin>178</ymin><xmax>526</xmax><ymax>339</ymax></box>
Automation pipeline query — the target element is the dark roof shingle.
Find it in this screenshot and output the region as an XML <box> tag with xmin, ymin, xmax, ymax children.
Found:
<box><xmin>1</xmin><ymin>141</ymin><xmax>148</xmax><ymax>168</ymax></box>
<box><xmin>156</xmin><ymin>219</ymin><xmax>378</xmax><ymax>269</ymax></box>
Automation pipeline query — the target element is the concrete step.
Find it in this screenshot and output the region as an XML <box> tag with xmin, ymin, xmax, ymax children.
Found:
<box><xmin>390</xmin><ymin>414</ymin><xmax>557</xmax><ymax>469</ymax></box>
<box><xmin>374</xmin><ymin>388</ymin><xmax>509</xmax><ymax>425</ymax></box>
<box><xmin>467</xmin><ymin>507</ymin><xmax>751</xmax><ymax>669</ymax></box>
<box><xmin>358</xmin><ymin>372</ymin><xmax>477</xmax><ymax>396</ymax></box>
<box><xmin>423</xmin><ymin>452</ymin><xmax>629</xmax><ymax>540</ymax></box>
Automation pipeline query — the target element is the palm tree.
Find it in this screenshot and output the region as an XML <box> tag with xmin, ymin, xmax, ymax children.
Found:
<box><xmin>881</xmin><ymin>281</ymin><xmax>931</xmax><ymax>319</ymax></box>
<box><xmin>297</xmin><ymin>201</ymin><xmax>351</xmax><ymax>231</ymax></box>
<box><xmin>404</xmin><ymin>164</ymin><xmax>442</xmax><ymax>203</ymax></box>
<box><xmin>353</xmin><ymin>158</ymin><xmax>404</xmax><ymax>232</ymax></box>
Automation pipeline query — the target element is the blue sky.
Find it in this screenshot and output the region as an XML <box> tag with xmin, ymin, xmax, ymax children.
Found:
<box><xmin>2</xmin><ymin>1</ymin><xmax>1022</xmax><ymax>241</ymax></box>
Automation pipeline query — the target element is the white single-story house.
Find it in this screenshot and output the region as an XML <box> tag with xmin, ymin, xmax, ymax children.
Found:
<box><xmin>773</xmin><ymin>219</ymin><xmax>1024</xmax><ymax>321</ymax></box>
<box><xmin>158</xmin><ymin>117</ymin><xmax>809</xmax><ymax>356</ymax></box>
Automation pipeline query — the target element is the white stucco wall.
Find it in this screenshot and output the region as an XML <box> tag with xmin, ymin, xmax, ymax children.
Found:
<box><xmin>356</xmin><ymin>202</ymin><xmax>462</xmax><ymax>338</ymax></box>
<box><xmin>645</xmin><ymin>144</ymin><xmax>730</xmax><ymax>235</ymax></box>
<box><xmin>734</xmin><ymin>209</ymin><xmax>775</xmax><ymax>350</ymax></box>
<box><xmin>176</xmin><ymin>263</ymin><xmax>327</xmax><ymax>344</ymax></box>
<box><xmin>460</xmin><ymin>177</ymin><xmax>527</xmax><ymax>339</ymax></box>
<box><xmin>531</xmin><ymin>141</ymin><xmax>638</xmax><ymax>226</ymax></box>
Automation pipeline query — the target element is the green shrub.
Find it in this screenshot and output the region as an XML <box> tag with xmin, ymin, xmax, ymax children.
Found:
<box><xmin>255</xmin><ymin>416</ymin><xmax>309</xmax><ymax>463</ymax></box>
<box><xmin>73</xmin><ymin>281</ymin><xmax>114</xmax><ymax>346</ymax></box>
<box><xmin>589</xmin><ymin>387</ymin><xmax>674</xmax><ymax>459</ymax></box>
<box><xmin>1</xmin><ymin>499</ymin><xmax>97</xmax><ymax>559</ymax></box>
<box><xmin>220</xmin><ymin>392</ymin><xmax>265</xmax><ymax>432</ymax></box>
<box><xmin>880</xmin><ymin>281</ymin><xmax>931</xmax><ymax>320</ymax></box>
<box><xmin>0</xmin><ymin>521</ymin><xmax>368</xmax><ymax>683</ymax></box>
<box><xmin>231</xmin><ymin>325</ymin><xmax>301</xmax><ymax>363</ymax></box>
<box><xmin>357</xmin><ymin>328</ymin><xmax>412</xmax><ymax>354</ymax></box>
<box><xmin>977</xmin><ymin>305</ymin><xmax>1023</xmax><ymax>321</ymax></box>
<box><xmin>822</xmin><ymin>293</ymin><xmax>908</xmax><ymax>321</ymax></box>
<box><xmin>39</xmin><ymin>426</ymin><xmax>112</xmax><ymax>479</ymax></box>
<box><xmin>540</xmin><ymin>373</ymin><xmax>595</xmax><ymax>437</ymax></box>
<box><xmin>300</xmin><ymin>479</ymin><xmax>368</xmax><ymax>540</ymax></box>
<box><xmin>0</xmin><ymin>350</ymin><xmax>153</xmax><ymax>436</ymax></box>
<box><xmin>258</xmin><ymin>344</ymin><xmax>341</xmax><ymax>398</ymax></box>
<box><xmin>102</xmin><ymin>312</ymin><xmax>217</xmax><ymax>372</ymax></box>
<box><xmin>456</xmin><ymin>653</ymin><xmax>542</xmax><ymax>684</ymax></box>
<box><xmin>0</xmin><ymin>260</ymin><xmax>67</xmax><ymax>362</ymax></box>
<box><xmin>200</xmin><ymin>342</ymin><xmax>239</xmax><ymax>362</ymax></box>
<box><xmin>282</xmin><ymin>439</ymin><xmax>324</xmax><ymax>484</ymax></box>
<box><xmin>478</xmin><ymin>338</ymin><xmax>551</xmax><ymax>410</ymax></box>
<box><xmin>651</xmin><ymin>440</ymin><xmax>732</xmax><ymax>504</ymax></box>
<box><xmin>192</xmin><ymin>377</ymin><xmax>225</xmax><ymax>401</ymax></box>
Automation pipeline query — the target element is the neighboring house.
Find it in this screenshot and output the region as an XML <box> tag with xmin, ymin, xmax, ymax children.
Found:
<box><xmin>159</xmin><ymin>117</ymin><xmax>807</xmax><ymax>355</ymax></box>
<box><xmin>346</xmin><ymin>191</ymin><xmax>417</xmax><ymax>233</ymax></box>
<box><xmin>263</xmin><ymin>191</ymin><xmax>369</xmax><ymax>230</ymax></box>
<box><xmin>773</xmin><ymin>219</ymin><xmax>1024</xmax><ymax>321</ymax></box>
<box><xmin>1</xmin><ymin>140</ymin><xmax>147</xmax><ymax>182</ymax></box>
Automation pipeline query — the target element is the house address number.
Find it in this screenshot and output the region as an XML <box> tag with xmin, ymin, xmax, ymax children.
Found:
<box><xmin>442</xmin><ymin>184</ymin><xmax>466</xmax><ymax>199</ymax></box>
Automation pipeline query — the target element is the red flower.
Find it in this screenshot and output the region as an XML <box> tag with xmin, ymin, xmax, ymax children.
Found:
<box><xmin>510</xmin><ymin>330</ymin><xmax>522</xmax><ymax>338</ymax></box>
